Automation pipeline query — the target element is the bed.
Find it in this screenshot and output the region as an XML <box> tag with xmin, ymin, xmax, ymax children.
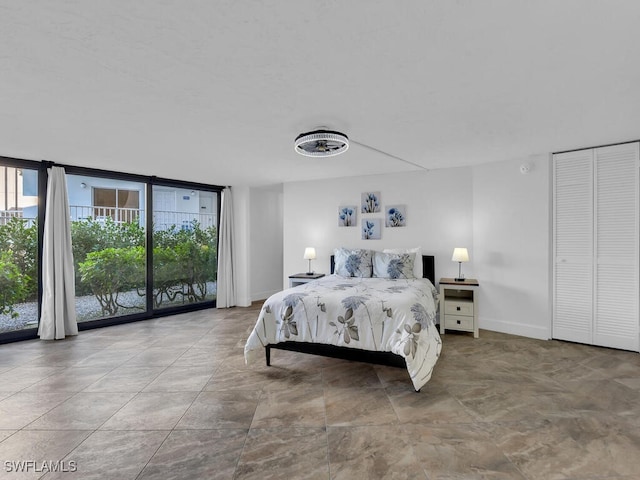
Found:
<box><xmin>244</xmin><ymin>251</ymin><xmax>442</xmax><ymax>391</ymax></box>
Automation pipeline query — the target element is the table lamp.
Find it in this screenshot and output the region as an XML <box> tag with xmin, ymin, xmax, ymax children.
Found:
<box><xmin>451</xmin><ymin>247</ymin><xmax>469</xmax><ymax>281</ymax></box>
<box><xmin>304</xmin><ymin>247</ymin><xmax>316</xmax><ymax>274</ymax></box>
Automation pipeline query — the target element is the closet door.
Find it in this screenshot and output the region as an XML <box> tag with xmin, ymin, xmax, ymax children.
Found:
<box><xmin>594</xmin><ymin>143</ymin><xmax>639</xmax><ymax>350</ymax></box>
<box><xmin>553</xmin><ymin>142</ymin><xmax>639</xmax><ymax>351</ymax></box>
<box><xmin>553</xmin><ymin>149</ymin><xmax>594</xmax><ymax>345</ymax></box>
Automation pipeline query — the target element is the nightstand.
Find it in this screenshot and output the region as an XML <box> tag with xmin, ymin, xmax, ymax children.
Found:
<box><xmin>439</xmin><ymin>278</ymin><xmax>479</xmax><ymax>338</ymax></box>
<box><xmin>289</xmin><ymin>273</ymin><xmax>325</xmax><ymax>288</ymax></box>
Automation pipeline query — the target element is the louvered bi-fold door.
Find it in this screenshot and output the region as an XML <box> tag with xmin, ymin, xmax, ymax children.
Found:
<box><xmin>553</xmin><ymin>149</ymin><xmax>594</xmax><ymax>345</ymax></box>
<box><xmin>594</xmin><ymin>143</ymin><xmax>639</xmax><ymax>350</ymax></box>
<box><xmin>553</xmin><ymin>142</ymin><xmax>639</xmax><ymax>351</ymax></box>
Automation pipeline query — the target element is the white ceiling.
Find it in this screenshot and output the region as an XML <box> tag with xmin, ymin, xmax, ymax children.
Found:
<box><xmin>2</xmin><ymin>1</ymin><xmax>640</xmax><ymax>186</ymax></box>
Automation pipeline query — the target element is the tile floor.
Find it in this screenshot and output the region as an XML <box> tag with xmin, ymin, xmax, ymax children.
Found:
<box><xmin>0</xmin><ymin>304</ymin><xmax>639</xmax><ymax>479</ymax></box>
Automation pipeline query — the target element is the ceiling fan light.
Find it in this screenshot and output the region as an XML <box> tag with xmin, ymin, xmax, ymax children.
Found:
<box><xmin>294</xmin><ymin>130</ymin><xmax>349</xmax><ymax>157</ymax></box>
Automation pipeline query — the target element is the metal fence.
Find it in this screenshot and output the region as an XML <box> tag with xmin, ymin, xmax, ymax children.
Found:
<box><xmin>68</xmin><ymin>206</ymin><xmax>216</xmax><ymax>231</ymax></box>
<box><xmin>2</xmin><ymin>207</ymin><xmax>217</xmax><ymax>231</ymax></box>
<box><xmin>0</xmin><ymin>210</ymin><xmax>36</xmax><ymax>227</ymax></box>
<box><xmin>152</xmin><ymin>210</ymin><xmax>216</xmax><ymax>231</ymax></box>
<box><xmin>69</xmin><ymin>205</ymin><xmax>142</xmax><ymax>225</ymax></box>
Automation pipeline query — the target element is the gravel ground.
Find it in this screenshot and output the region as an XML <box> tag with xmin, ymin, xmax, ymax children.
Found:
<box><xmin>0</xmin><ymin>283</ymin><xmax>216</xmax><ymax>333</ymax></box>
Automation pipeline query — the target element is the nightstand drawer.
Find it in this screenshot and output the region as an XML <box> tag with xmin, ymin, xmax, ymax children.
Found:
<box><xmin>444</xmin><ymin>299</ymin><xmax>474</xmax><ymax>316</ymax></box>
<box><xmin>439</xmin><ymin>278</ymin><xmax>479</xmax><ymax>338</ymax></box>
<box><xmin>444</xmin><ymin>315</ymin><xmax>474</xmax><ymax>331</ymax></box>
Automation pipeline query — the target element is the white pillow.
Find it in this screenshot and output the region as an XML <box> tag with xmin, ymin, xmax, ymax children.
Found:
<box><xmin>383</xmin><ymin>247</ymin><xmax>423</xmax><ymax>278</ymax></box>
<box><xmin>333</xmin><ymin>248</ymin><xmax>373</xmax><ymax>277</ymax></box>
<box><xmin>373</xmin><ymin>251</ymin><xmax>416</xmax><ymax>279</ymax></box>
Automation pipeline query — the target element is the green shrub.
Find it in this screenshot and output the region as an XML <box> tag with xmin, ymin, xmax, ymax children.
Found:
<box><xmin>0</xmin><ymin>215</ymin><xmax>218</xmax><ymax>319</ymax></box>
<box><xmin>0</xmin><ymin>217</ymin><xmax>37</xmax><ymax>302</ymax></box>
<box><xmin>152</xmin><ymin>222</ymin><xmax>217</xmax><ymax>307</ymax></box>
<box><xmin>75</xmin><ymin>219</ymin><xmax>217</xmax><ymax>314</ymax></box>
<box><xmin>0</xmin><ymin>250</ymin><xmax>29</xmax><ymax>318</ymax></box>
<box><xmin>71</xmin><ymin>217</ymin><xmax>145</xmax><ymax>296</ymax></box>
<box><xmin>78</xmin><ymin>246</ymin><xmax>146</xmax><ymax>316</ymax></box>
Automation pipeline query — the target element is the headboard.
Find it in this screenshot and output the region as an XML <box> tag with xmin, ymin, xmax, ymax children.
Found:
<box><xmin>330</xmin><ymin>255</ymin><xmax>436</xmax><ymax>285</ymax></box>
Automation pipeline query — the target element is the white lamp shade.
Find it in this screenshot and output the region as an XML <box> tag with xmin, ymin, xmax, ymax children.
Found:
<box><xmin>451</xmin><ymin>248</ymin><xmax>469</xmax><ymax>262</ymax></box>
<box><xmin>303</xmin><ymin>247</ymin><xmax>317</xmax><ymax>260</ymax></box>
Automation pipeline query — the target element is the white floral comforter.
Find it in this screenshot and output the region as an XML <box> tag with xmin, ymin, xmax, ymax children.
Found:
<box><xmin>244</xmin><ymin>275</ymin><xmax>442</xmax><ymax>391</ymax></box>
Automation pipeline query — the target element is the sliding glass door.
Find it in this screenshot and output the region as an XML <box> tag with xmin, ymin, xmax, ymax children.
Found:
<box><xmin>152</xmin><ymin>185</ymin><xmax>218</xmax><ymax>310</ymax></box>
<box><xmin>0</xmin><ymin>161</ymin><xmax>221</xmax><ymax>342</ymax></box>
<box><xmin>68</xmin><ymin>174</ymin><xmax>148</xmax><ymax>323</ymax></box>
<box><xmin>0</xmin><ymin>161</ymin><xmax>40</xmax><ymax>335</ymax></box>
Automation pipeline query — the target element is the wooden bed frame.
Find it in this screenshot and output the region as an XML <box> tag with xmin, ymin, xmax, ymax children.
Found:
<box><xmin>265</xmin><ymin>255</ymin><xmax>436</xmax><ymax>369</ymax></box>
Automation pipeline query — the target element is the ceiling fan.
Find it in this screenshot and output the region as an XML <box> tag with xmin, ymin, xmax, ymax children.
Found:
<box><xmin>293</xmin><ymin>127</ymin><xmax>427</xmax><ymax>170</ymax></box>
<box><xmin>294</xmin><ymin>129</ymin><xmax>349</xmax><ymax>157</ymax></box>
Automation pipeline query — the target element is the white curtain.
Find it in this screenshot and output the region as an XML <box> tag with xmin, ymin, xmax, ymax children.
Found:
<box><xmin>38</xmin><ymin>166</ymin><xmax>78</xmax><ymax>340</ymax></box>
<box><xmin>217</xmin><ymin>187</ymin><xmax>236</xmax><ymax>308</ymax></box>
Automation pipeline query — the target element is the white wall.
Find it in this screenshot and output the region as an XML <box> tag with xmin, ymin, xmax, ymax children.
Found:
<box><xmin>249</xmin><ymin>184</ymin><xmax>284</xmax><ymax>301</ymax></box>
<box><xmin>231</xmin><ymin>184</ymin><xmax>285</xmax><ymax>306</ymax></box>
<box><xmin>472</xmin><ymin>154</ymin><xmax>551</xmax><ymax>339</ymax></box>
<box><xmin>282</xmin><ymin>168</ymin><xmax>474</xmax><ymax>288</ymax></box>
<box><xmin>278</xmin><ymin>157</ymin><xmax>552</xmax><ymax>340</ymax></box>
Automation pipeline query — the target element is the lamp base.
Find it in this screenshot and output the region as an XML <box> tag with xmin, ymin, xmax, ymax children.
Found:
<box><xmin>454</xmin><ymin>277</ymin><xmax>465</xmax><ymax>282</ymax></box>
<box><xmin>306</xmin><ymin>272</ymin><xmax>314</xmax><ymax>275</ymax></box>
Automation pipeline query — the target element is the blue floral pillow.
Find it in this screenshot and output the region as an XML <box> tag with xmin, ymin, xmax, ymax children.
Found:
<box><xmin>334</xmin><ymin>248</ymin><xmax>373</xmax><ymax>277</ymax></box>
<box><xmin>373</xmin><ymin>251</ymin><xmax>416</xmax><ymax>279</ymax></box>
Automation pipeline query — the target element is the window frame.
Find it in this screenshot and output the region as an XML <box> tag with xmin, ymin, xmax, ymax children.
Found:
<box><xmin>0</xmin><ymin>159</ymin><xmax>223</xmax><ymax>344</ymax></box>
<box><xmin>0</xmin><ymin>156</ymin><xmax>46</xmax><ymax>344</ymax></box>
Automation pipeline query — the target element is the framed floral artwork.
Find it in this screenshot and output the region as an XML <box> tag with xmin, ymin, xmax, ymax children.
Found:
<box><xmin>338</xmin><ymin>205</ymin><xmax>357</xmax><ymax>227</ymax></box>
<box><xmin>362</xmin><ymin>219</ymin><xmax>382</xmax><ymax>240</ymax></box>
<box><xmin>361</xmin><ymin>191</ymin><xmax>381</xmax><ymax>213</ymax></box>
<box><xmin>386</xmin><ymin>205</ymin><xmax>406</xmax><ymax>227</ymax></box>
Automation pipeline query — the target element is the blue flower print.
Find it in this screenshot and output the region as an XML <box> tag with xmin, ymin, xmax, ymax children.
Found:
<box><xmin>283</xmin><ymin>293</ymin><xmax>307</xmax><ymax>308</ymax></box>
<box><xmin>410</xmin><ymin>303</ymin><xmax>429</xmax><ymax>328</ymax></box>
<box><xmin>387</xmin><ymin>258</ymin><xmax>405</xmax><ymax>279</ymax></box>
<box><xmin>386</xmin><ymin>286</ymin><xmax>405</xmax><ymax>294</ymax></box>
<box><xmin>361</xmin><ymin>193</ymin><xmax>380</xmax><ymax>213</ymax></box>
<box><xmin>339</xmin><ymin>207</ymin><xmax>355</xmax><ymax>226</ymax></box>
<box><xmin>363</xmin><ymin>221</ymin><xmax>375</xmax><ymax>240</ymax></box>
<box><xmin>341</xmin><ymin>296</ymin><xmax>368</xmax><ymax>311</ymax></box>
<box><xmin>345</xmin><ymin>254</ymin><xmax>361</xmax><ymax>276</ymax></box>
<box><xmin>387</xmin><ymin>207</ymin><xmax>405</xmax><ymax>227</ymax></box>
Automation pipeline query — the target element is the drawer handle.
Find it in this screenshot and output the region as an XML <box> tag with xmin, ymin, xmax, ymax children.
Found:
<box><xmin>456</xmin><ymin>306</ymin><xmax>461</xmax><ymax>311</ymax></box>
<box><xmin>456</xmin><ymin>320</ymin><xmax>461</xmax><ymax>324</ymax></box>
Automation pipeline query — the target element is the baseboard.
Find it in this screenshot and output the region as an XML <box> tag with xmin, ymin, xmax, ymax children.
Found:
<box><xmin>480</xmin><ymin>317</ymin><xmax>550</xmax><ymax>340</ymax></box>
<box><xmin>250</xmin><ymin>290</ymin><xmax>279</xmax><ymax>303</ymax></box>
